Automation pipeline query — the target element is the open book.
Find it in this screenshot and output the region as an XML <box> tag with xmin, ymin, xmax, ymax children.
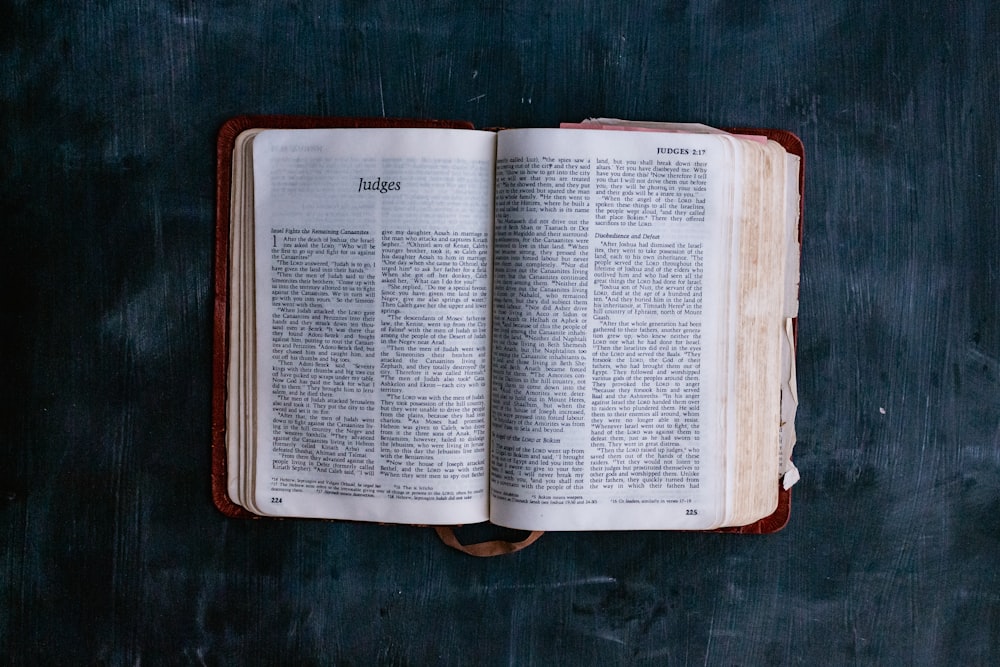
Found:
<box><xmin>213</xmin><ymin>116</ymin><xmax>801</xmax><ymax>537</ymax></box>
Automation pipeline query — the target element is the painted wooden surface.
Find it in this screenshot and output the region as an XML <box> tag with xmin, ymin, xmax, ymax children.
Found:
<box><xmin>2</xmin><ymin>1</ymin><xmax>998</xmax><ymax>663</ymax></box>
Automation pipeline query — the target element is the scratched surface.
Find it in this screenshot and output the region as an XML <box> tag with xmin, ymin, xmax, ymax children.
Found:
<box><xmin>2</xmin><ymin>1</ymin><xmax>999</xmax><ymax>664</ymax></box>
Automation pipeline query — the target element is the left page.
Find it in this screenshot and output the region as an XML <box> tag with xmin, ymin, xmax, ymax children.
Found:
<box><xmin>246</xmin><ymin>128</ymin><xmax>496</xmax><ymax>524</ymax></box>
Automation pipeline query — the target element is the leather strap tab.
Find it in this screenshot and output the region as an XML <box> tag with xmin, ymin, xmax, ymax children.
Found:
<box><xmin>434</xmin><ymin>526</ymin><xmax>544</xmax><ymax>556</ymax></box>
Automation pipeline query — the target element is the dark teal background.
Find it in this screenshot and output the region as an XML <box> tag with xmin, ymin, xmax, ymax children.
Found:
<box><xmin>3</xmin><ymin>1</ymin><xmax>998</xmax><ymax>664</ymax></box>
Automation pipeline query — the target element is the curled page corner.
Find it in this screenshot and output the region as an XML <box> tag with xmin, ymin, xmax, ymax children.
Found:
<box><xmin>782</xmin><ymin>463</ymin><xmax>800</xmax><ymax>490</ymax></box>
<box><xmin>779</xmin><ymin>317</ymin><xmax>799</xmax><ymax>488</ymax></box>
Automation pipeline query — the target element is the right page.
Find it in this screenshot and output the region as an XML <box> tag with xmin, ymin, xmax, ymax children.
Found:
<box><xmin>489</xmin><ymin>127</ymin><xmax>791</xmax><ymax>531</ymax></box>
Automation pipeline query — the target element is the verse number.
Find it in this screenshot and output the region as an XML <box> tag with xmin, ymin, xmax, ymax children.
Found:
<box><xmin>271</xmin><ymin>497</ymin><xmax>283</xmax><ymax>504</ymax></box>
<box><xmin>685</xmin><ymin>509</ymin><xmax>698</xmax><ymax>516</ymax></box>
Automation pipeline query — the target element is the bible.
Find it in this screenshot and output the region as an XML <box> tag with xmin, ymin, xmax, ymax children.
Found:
<box><xmin>212</xmin><ymin>115</ymin><xmax>801</xmax><ymax>542</ymax></box>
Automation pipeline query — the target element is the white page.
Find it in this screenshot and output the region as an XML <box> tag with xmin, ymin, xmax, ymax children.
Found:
<box><xmin>489</xmin><ymin>128</ymin><xmax>738</xmax><ymax>530</ymax></box>
<box><xmin>251</xmin><ymin>128</ymin><xmax>496</xmax><ymax>525</ymax></box>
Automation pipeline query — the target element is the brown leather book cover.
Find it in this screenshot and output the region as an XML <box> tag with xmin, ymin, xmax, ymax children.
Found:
<box><xmin>212</xmin><ymin>117</ymin><xmax>802</xmax><ymax>535</ymax></box>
